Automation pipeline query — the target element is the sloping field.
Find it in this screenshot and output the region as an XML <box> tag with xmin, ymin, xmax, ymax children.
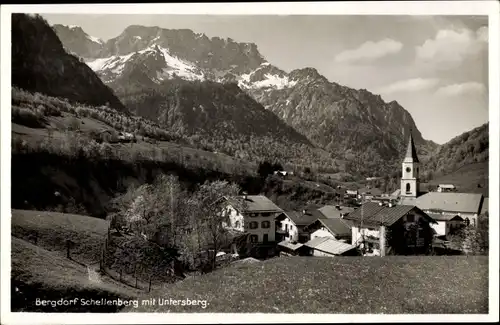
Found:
<box><xmin>11</xmin><ymin>209</ymin><xmax>109</xmax><ymax>264</ymax></box>
<box><xmin>130</xmin><ymin>255</ymin><xmax>488</xmax><ymax>314</ymax></box>
<box><xmin>11</xmin><ymin>236</ymin><xmax>140</xmax><ymax>312</ymax></box>
<box><xmin>429</xmin><ymin>162</ymin><xmax>489</xmax><ymax>196</ymax></box>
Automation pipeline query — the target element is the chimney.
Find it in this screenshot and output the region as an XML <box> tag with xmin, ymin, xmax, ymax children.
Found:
<box><xmin>388</xmin><ymin>202</ymin><xmax>393</xmax><ymax>208</ymax></box>
<box><xmin>335</xmin><ymin>205</ymin><xmax>341</xmax><ymax>210</ymax></box>
<box><xmin>302</xmin><ymin>209</ymin><xmax>306</xmax><ymax>216</ymax></box>
<box><xmin>242</xmin><ymin>191</ymin><xmax>248</xmax><ymax>200</ymax></box>
<box><xmin>378</xmin><ymin>202</ymin><xmax>383</xmax><ymax>206</ymax></box>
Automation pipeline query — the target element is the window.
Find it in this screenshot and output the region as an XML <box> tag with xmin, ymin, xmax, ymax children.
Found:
<box><xmin>261</xmin><ymin>212</ymin><xmax>271</xmax><ymax>217</ymax></box>
<box><xmin>261</xmin><ymin>221</ymin><xmax>270</xmax><ymax>229</ymax></box>
<box><xmin>407</xmin><ymin>214</ymin><xmax>415</xmax><ymax>222</ymax></box>
<box><xmin>406</xmin><ymin>183</ymin><xmax>411</xmax><ymax>193</ymax></box>
<box><xmin>465</xmin><ymin>217</ymin><xmax>470</xmax><ymax>226</ymax></box>
<box><xmin>234</xmin><ymin>221</ymin><xmax>241</xmax><ymax>228</ymax></box>
<box><xmin>285</xmin><ymin>224</ymin><xmax>288</xmax><ymax>231</ymax></box>
<box><xmin>250</xmin><ymin>235</ymin><xmax>258</xmax><ymax>243</ymax></box>
<box><xmin>263</xmin><ymin>234</ymin><xmax>269</xmax><ymax>243</ymax></box>
<box><xmin>406</xmin><ymin>167</ymin><xmax>411</xmax><ymax>173</ymax></box>
<box><xmin>249</xmin><ymin>221</ymin><xmax>258</xmax><ymax>229</ymax></box>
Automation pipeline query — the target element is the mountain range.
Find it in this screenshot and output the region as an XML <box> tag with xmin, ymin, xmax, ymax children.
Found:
<box><xmin>52</xmin><ymin>24</ymin><xmax>441</xmax><ymax>174</ymax></box>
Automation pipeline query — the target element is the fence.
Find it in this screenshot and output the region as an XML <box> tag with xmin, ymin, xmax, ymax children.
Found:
<box><xmin>21</xmin><ymin>226</ymin><xmax>175</xmax><ymax>293</ymax></box>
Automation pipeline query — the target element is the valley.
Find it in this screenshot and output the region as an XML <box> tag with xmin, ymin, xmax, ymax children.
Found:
<box><xmin>7</xmin><ymin>13</ymin><xmax>490</xmax><ymax>315</ymax></box>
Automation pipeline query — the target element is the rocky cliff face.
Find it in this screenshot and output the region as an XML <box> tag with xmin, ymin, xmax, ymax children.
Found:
<box><xmin>55</xmin><ymin>23</ymin><xmax>439</xmax><ymax>174</ymax></box>
<box><xmin>52</xmin><ymin>24</ymin><xmax>104</xmax><ymax>59</ymax></box>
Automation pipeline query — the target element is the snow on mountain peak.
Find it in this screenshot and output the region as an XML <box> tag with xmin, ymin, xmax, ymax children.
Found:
<box><xmin>156</xmin><ymin>46</ymin><xmax>205</xmax><ymax>81</ymax></box>
<box><xmin>85</xmin><ymin>45</ymin><xmax>204</xmax><ymax>82</ymax></box>
<box><xmin>86</xmin><ymin>34</ymin><xmax>104</xmax><ymax>45</ymax></box>
<box><xmin>237</xmin><ymin>66</ymin><xmax>297</xmax><ymax>90</ymax></box>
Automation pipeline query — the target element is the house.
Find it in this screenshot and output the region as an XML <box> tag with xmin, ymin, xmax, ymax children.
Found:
<box><xmin>223</xmin><ymin>195</ymin><xmax>283</xmax><ymax>244</ymax></box>
<box><xmin>303</xmin><ymin>237</ymin><xmax>358</xmax><ymax>257</ymax></box>
<box><xmin>394</xmin><ymin>132</ymin><xmax>487</xmax><ymax>229</ymax></box>
<box><xmin>437</xmin><ymin>184</ymin><xmax>456</xmax><ymax>192</ymax></box>
<box><xmin>404</xmin><ymin>192</ymin><xmax>485</xmax><ymax>227</ymax></box>
<box><xmin>275</xmin><ymin>209</ymin><xmax>324</xmax><ymax>243</ymax></box>
<box><xmin>318</xmin><ymin>205</ymin><xmax>355</xmax><ymax>219</ymax></box>
<box><xmin>274</xmin><ymin>170</ymin><xmax>293</xmax><ymax>177</ymax></box>
<box><xmin>345</xmin><ymin>190</ymin><xmax>358</xmax><ymax>198</ymax></box>
<box><xmin>358</xmin><ymin>187</ymin><xmax>383</xmax><ymax>202</ymax></box>
<box><xmin>304</xmin><ymin>218</ymin><xmax>353</xmax><ymax>242</ymax></box>
<box><xmin>427</xmin><ymin>213</ymin><xmax>465</xmax><ymax>238</ymax></box>
<box><xmin>370</xmin><ymin>196</ymin><xmax>398</xmax><ymax>205</ymax></box>
<box><xmin>344</xmin><ymin>202</ymin><xmax>437</xmax><ymax>256</ymax></box>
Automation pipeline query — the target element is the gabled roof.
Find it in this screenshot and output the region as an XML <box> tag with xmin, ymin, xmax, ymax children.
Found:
<box><xmin>427</xmin><ymin>213</ymin><xmax>464</xmax><ymax>222</ymax></box>
<box><xmin>414</xmin><ymin>192</ymin><xmax>483</xmax><ymax>214</ymax></box>
<box><xmin>280</xmin><ymin>209</ymin><xmax>324</xmax><ymax>226</ymax></box>
<box><xmin>306</xmin><ymin>218</ymin><xmax>352</xmax><ymax>237</ymax></box>
<box><xmin>344</xmin><ymin>202</ymin><xmax>436</xmax><ymax>227</ymax></box>
<box><xmin>225</xmin><ymin>195</ymin><xmax>283</xmax><ymax>213</ymax></box>
<box><xmin>303</xmin><ymin>237</ymin><xmax>356</xmax><ymax>255</ymax></box>
<box><xmin>359</xmin><ymin>187</ymin><xmax>384</xmax><ymax>195</ymax></box>
<box><xmin>405</xmin><ymin>132</ymin><xmax>419</xmax><ymax>163</ymax></box>
<box><xmin>318</xmin><ymin>205</ymin><xmax>355</xmax><ymax>219</ymax></box>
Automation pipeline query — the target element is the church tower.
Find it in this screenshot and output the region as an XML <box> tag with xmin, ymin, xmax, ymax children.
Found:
<box><xmin>400</xmin><ymin>131</ymin><xmax>420</xmax><ymax>198</ymax></box>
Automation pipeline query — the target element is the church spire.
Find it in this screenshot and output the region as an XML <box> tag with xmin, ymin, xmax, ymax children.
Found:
<box><xmin>405</xmin><ymin>129</ymin><xmax>419</xmax><ymax>163</ymax></box>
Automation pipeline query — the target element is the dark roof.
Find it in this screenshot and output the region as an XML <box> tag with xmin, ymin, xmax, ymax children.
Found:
<box><xmin>344</xmin><ymin>202</ymin><xmax>436</xmax><ymax>227</ymax></box>
<box><xmin>281</xmin><ymin>210</ymin><xmax>324</xmax><ymax>226</ymax></box>
<box><xmin>225</xmin><ymin>195</ymin><xmax>283</xmax><ymax>213</ymax></box>
<box><xmin>318</xmin><ymin>218</ymin><xmax>352</xmax><ymax>236</ymax></box>
<box><xmin>303</xmin><ymin>237</ymin><xmax>356</xmax><ymax>255</ymax></box>
<box><xmin>318</xmin><ymin>205</ymin><xmax>355</xmax><ymax>219</ymax></box>
<box><xmin>360</xmin><ymin>188</ymin><xmax>383</xmax><ymax>196</ymax></box>
<box><xmin>413</xmin><ymin>192</ymin><xmax>483</xmax><ymax>214</ymax></box>
<box><xmin>405</xmin><ymin>132</ymin><xmax>419</xmax><ymax>163</ymax></box>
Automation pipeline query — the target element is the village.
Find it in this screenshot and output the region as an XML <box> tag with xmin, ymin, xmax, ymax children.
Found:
<box><xmin>217</xmin><ymin>134</ymin><xmax>489</xmax><ymax>260</ymax></box>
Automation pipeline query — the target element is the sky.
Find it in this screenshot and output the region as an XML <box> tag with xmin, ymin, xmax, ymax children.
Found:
<box><xmin>41</xmin><ymin>14</ymin><xmax>489</xmax><ymax>144</ymax></box>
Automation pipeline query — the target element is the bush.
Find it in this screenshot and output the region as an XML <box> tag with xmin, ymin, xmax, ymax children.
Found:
<box><xmin>12</xmin><ymin>106</ymin><xmax>45</xmax><ymax>128</ymax></box>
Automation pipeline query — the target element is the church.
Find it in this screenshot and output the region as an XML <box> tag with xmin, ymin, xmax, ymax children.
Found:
<box><xmin>392</xmin><ymin>133</ymin><xmax>488</xmax><ymax>237</ymax></box>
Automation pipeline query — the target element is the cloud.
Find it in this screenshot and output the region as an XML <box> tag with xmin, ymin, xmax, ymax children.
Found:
<box><xmin>376</xmin><ymin>78</ymin><xmax>440</xmax><ymax>94</ymax></box>
<box><xmin>435</xmin><ymin>82</ymin><xmax>486</xmax><ymax>97</ymax></box>
<box><xmin>334</xmin><ymin>38</ymin><xmax>403</xmax><ymax>64</ymax></box>
<box><xmin>415</xmin><ymin>26</ymin><xmax>488</xmax><ymax>67</ymax></box>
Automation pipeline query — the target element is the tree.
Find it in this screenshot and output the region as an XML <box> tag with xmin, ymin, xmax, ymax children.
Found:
<box><xmin>450</xmin><ymin>213</ymin><xmax>489</xmax><ymax>255</ymax></box>
<box><xmin>190</xmin><ymin>180</ymin><xmax>242</xmax><ymax>270</ymax></box>
<box><xmin>257</xmin><ymin>161</ymin><xmax>282</xmax><ymax>178</ymax></box>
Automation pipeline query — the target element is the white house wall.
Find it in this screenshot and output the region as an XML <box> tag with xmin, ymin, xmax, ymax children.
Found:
<box><xmin>310</xmin><ymin>228</ymin><xmax>335</xmax><ymax>240</ymax></box>
<box><xmin>224</xmin><ymin>204</ymin><xmax>279</xmax><ymax>243</ymax></box>
<box><xmin>246</xmin><ymin>214</ymin><xmax>276</xmax><ymax>242</ymax></box>
<box><xmin>312</xmin><ymin>249</ymin><xmax>335</xmax><ymax>257</ymax></box>
<box><xmin>351</xmin><ymin>226</ymin><xmax>380</xmax><ymax>246</ymax></box>
<box><xmin>224</xmin><ymin>205</ymin><xmax>245</xmax><ymax>232</ymax></box>
<box><xmin>280</xmin><ymin>217</ymin><xmax>299</xmax><ymax>242</ymax></box>
<box><xmin>431</xmin><ymin>221</ymin><xmax>446</xmax><ymax>237</ymax></box>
